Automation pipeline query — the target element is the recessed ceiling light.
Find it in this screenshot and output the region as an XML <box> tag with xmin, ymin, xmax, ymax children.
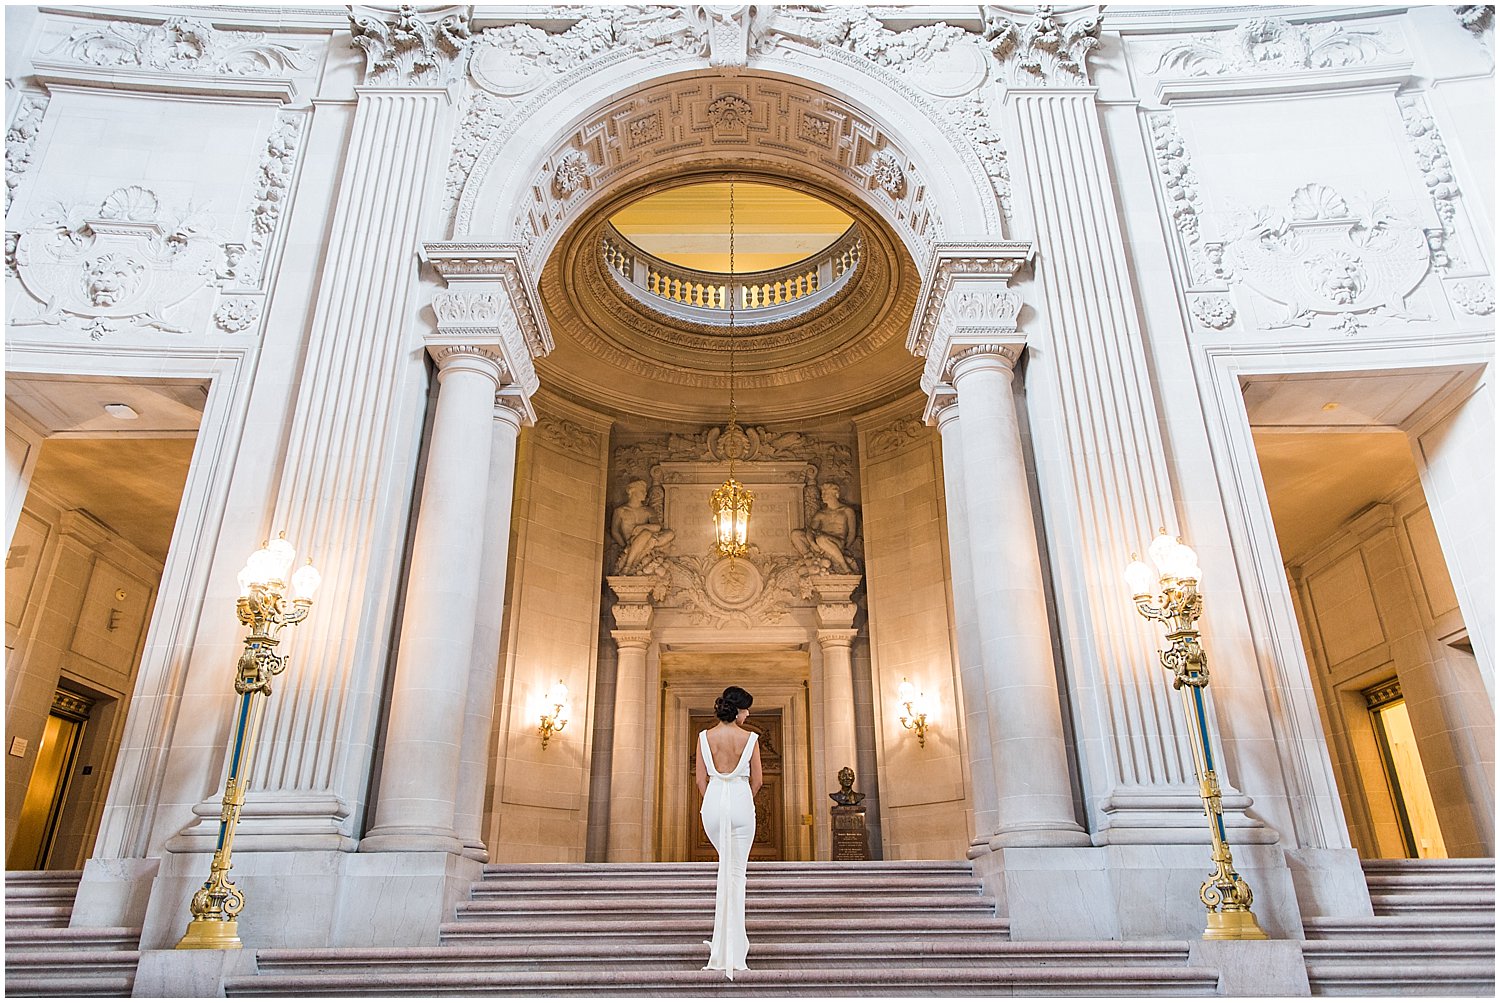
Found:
<box><xmin>1321</xmin><ymin>402</ymin><xmax>1340</xmax><ymax>412</ymax></box>
<box><xmin>103</xmin><ymin>403</ymin><xmax>139</xmax><ymax>420</ymax></box>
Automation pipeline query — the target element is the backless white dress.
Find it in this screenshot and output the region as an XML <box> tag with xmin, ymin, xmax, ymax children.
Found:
<box><xmin>699</xmin><ymin>728</ymin><xmax>757</xmax><ymax>978</ymax></box>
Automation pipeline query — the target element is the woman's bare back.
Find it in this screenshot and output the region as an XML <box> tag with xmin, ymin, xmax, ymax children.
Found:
<box><xmin>705</xmin><ymin>724</ymin><xmax>753</xmax><ymax>774</ymax></box>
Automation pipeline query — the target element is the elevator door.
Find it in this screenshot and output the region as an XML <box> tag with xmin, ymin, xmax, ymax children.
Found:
<box><xmin>689</xmin><ymin>709</ymin><xmax>785</xmax><ymax>862</ymax></box>
<box><xmin>7</xmin><ymin>691</ymin><xmax>91</xmax><ymax>870</ymax></box>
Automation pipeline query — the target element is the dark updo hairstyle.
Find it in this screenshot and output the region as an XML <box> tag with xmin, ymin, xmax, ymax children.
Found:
<box><xmin>714</xmin><ymin>686</ymin><xmax>754</xmax><ymax>723</ymax></box>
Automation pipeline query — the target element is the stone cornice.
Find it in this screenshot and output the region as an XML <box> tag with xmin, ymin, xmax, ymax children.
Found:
<box><xmin>422</xmin><ymin>241</ymin><xmax>554</xmax><ymax>359</ymax></box>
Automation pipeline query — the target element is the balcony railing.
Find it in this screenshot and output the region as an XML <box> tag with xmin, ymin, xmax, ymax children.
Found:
<box><xmin>601</xmin><ymin>222</ymin><xmax>862</xmax><ymax>325</ymax></box>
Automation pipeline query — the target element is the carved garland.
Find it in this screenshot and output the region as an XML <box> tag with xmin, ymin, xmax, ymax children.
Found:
<box><xmin>1148</xmin><ymin>16</ymin><xmax>1401</xmax><ymax>77</ymax></box>
<box><xmin>39</xmin><ymin>16</ymin><xmax>314</xmax><ymax>76</ymax></box>
<box><xmin>5</xmin><ymin>94</ymin><xmax>48</xmax><ymax>214</ymax></box>
<box><xmin>242</xmin><ymin>112</ymin><xmax>305</xmax><ymax>288</ymax></box>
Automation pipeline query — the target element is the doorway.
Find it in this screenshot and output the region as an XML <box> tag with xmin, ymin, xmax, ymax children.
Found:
<box><xmin>1243</xmin><ymin>368</ymin><xmax>1494</xmax><ymax>858</ymax></box>
<box><xmin>689</xmin><ymin>709</ymin><xmax>785</xmax><ymax>861</ymax></box>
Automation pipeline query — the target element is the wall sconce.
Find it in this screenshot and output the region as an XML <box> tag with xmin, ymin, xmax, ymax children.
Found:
<box><xmin>897</xmin><ymin>678</ymin><xmax>929</xmax><ymax>747</ymax></box>
<box><xmin>538</xmin><ymin>680</ymin><xmax>569</xmax><ymax>749</ymax></box>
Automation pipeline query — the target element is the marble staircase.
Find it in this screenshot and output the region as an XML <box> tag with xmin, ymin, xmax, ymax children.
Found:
<box><xmin>1301</xmin><ymin>858</ymin><xmax>1496</xmax><ymax>996</ymax></box>
<box><xmin>4</xmin><ymin>869</ymin><xmax>141</xmax><ymax>997</ymax></box>
<box><xmin>226</xmin><ymin>860</ymin><xmax>1221</xmax><ymax>996</ymax></box>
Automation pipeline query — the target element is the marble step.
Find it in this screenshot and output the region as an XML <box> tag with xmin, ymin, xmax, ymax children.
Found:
<box><xmin>471</xmin><ymin>874</ymin><xmax>983</xmax><ymax>895</ymax></box>
<box><xmin>1301</xmin><ymin>934</ymin><xmax>1494</xmax><ymax>962</ymax></box>
<box><xmin>4</xmin><ymin>927</ymin><xmax>144</xmax><ymax>953</ymax></box>
<box><xmin>441</xmin><ymin>914</ymin><xmax>1011</xmax><ymax>946</ymax></box>
<box><xmin>4</xmin><ymin>974</ymin><xmax>136</xmax><ymax>998</ymax></box>
<box><xmin>483</xmin><ymin>860</ymin><xmax>971</xmax><ymax>873</ymax></box>
<box><xmin>253</xmin><ymin>939</ymin><xmax>1194</xmax><ymax>976</ymax></box>
<box><xmin>455</xmin><ymin>892</ymin><xmax>995</xmax><ymax>919</ymax></box>
<box><xmin>4</xmin><ymin>947</ymin><xmax>139</xmax><ymax>999</ymax></box>
<box><xmin>4</xmin><ymin>903</ymin><xmax>76</xmax><ymax>927</ymax></box>
<box><xmin>1305</xmin><ymin>961</ymin><xmax>1495</xmax><ymax>997</ymax></box>
<box><xmin>225</xmin><ymin>963</ymin><xmax>1223</xmax><ymax>997</ymax></box>
<box><xmin>1304</xmin><ymin>915</ymin><xmax>1496</xmax><ymax>940</ymax></box>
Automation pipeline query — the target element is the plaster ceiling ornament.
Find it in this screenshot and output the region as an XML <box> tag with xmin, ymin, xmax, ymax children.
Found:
<box><xmin>468</xmin><ymin>6</ymin><xmax>703</xmax><ymax>99</ymax></box>
<box><xmin>799</xmin><ymin>112</ymin><xmax>833</xmax><ymax>144</ymax></box>
<box><xmin>981</xmin><ymin>4</ymin><xmax>1103</xmax><ymax>86</ymax></box>
<box><xmin>11</xmin><ymin>186</ymin><xmax>222</xmax><ymax>339</ymax></box>
<box><xmin>1149</xmin><ymin>16</ymin><xmax>1400</xmax><ymax>77</ymax></box>
<box><xmin>552</xmin><ymin>151</ymin><xmax>594</xmax><ymax>197</ymax></box>
<box><xmin>242</xmin><ymin>113</ymin><xmax>304</xmax><ymax>287</ymax></box>
<box><xmin>6</xmin><ymin>94</ymin><xmax>48</xmax><ymax>214</ymax></box>
<box><xmin>691</xmin><ymin>4</ymin><xmax>771</xmax><ymax>68</ymax></box>
<box><xmin>1397</xmin><ymin>94</ymin><xmax>1462</xmax><ymax>271</ymax></box>
<box><xmin>213</xmin><ymin>295</ymin><xmax>261</xmax><ymax>333</ymax></box>
<box><xmin>1188</xmin><ymin>294</ymin><xmax>1236</xmax><ymax>331</ymax></box>
<box><xmin>39</xmin><ymin>15</ymin><xmax>314</xmax><ymax>76</ymax></box>
<box><xmin>1225</xmin><ymin>183</ymin><xmax>1433</xmax><ymax>331</ymax></box>
<box><xmin>763</xmin><ymin>7</ymin><xmax>988</xmax><ymax>98</ymax></box>
<box><xmin>349</xmin><ymin>5</ymin><xmax>472</xmax><ymax>86</ymax></box>
<box><xmin>1450</xmin><ymin>278</ymin><xmax>1495</xmax><ymax>315</ymax></box>
<box><xmin>1454</xmin><ymin>5</ymin><xmax>1494</xmax><ymax>35</ymax></box>
<box><xmin>706</xmin><ymin>93</ymin><xmax>755</xmax><ymax>129</ymax></box>
<box><xmin>869</xmin><ymin>151</ymin><xmax>906</xmax><ymax>199</ymax></box>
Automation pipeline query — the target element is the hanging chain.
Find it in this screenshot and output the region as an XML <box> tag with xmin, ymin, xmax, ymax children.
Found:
<box><xmin>728</xmin><ymin>177</ymin><xmax>737</xmax><ymax>429</ymax></box>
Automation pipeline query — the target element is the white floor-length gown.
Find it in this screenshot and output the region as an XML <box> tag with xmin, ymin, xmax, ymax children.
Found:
<box><xmin>699</xmin><ymin>729</ymin><xmax>757</xmax><ymax>978</ymax></box>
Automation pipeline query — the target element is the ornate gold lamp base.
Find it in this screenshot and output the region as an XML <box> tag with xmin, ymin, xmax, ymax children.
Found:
<box><xmin>176</xmin><ymin>917</ymin><xmax>243</xmax><ymax>950</ymax></box>
<box><xmin>1205</xmin><ymin>909</ymin><xmax>1269</xmax><ymax>940</ymax></box>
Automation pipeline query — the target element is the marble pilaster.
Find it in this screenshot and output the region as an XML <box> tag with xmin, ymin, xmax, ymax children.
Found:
<box><xmin>606</xmin><ymin>576</ymin><xmax>656</xmax><ymax>861</ymax></box>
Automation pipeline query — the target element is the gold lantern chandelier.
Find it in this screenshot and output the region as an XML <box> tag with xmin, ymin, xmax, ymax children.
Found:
<box><xmin>711</xmin><ymin>178</ymin><xmax>753</xmax><ymax>558</ymax></box>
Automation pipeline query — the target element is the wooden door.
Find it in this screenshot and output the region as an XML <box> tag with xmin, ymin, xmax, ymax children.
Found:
<box><xmin>689</xmin><ymin>709</ymin><xmax>784</xmax><ymax>862</ymax></box>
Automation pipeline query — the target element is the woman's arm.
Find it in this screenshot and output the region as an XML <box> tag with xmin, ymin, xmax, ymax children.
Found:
<box><xmin>695</xmin><ymin>736</ymin><xmax>708</xmax><ymax>797</ymax></box>
<box><xmin>749</xmin><ymin>740</ymin><xmax>763</xmax><ymax>795</ymax></box>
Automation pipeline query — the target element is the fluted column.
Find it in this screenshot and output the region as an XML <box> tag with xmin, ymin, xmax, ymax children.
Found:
<box><xmin>363</xmin><ymin>346</ymin><xmax>505</xmax><ymax>852</ymax></box>
<box><xmin>950</xmin><ymin>346</ymin><xmax>1086</xmax><ymax>846</ymax></box>
<box><xmin>933</xmin><ymin>399</ymin><xmax>1000</xmax><ymax>847</ymax></box>
<box><xmin>214</xmin><ymin>11</ymin><xmax>468</xmax><ymax>845</ymax></box>
<box><xmin>606</xmin><ymin>575</ymin><xmax>655</xmax><ymax>861</ymax></box>
<box><xmin>454</xmin><ymin>400</ymin><xmax>526</xmax><ymax>859</ymax></box>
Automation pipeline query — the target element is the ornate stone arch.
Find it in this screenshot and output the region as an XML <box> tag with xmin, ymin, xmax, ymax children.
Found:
<box><xmin>448</xmin><ymin>17</ymin><xmax>1006</xmax><ymax>268</ymax></box>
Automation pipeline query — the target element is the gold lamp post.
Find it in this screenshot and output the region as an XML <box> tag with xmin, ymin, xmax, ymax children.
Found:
<box><xmin>1125</xmin><ymin>532</ymin><xmax>1268</xmax><ymax>941</ymax></box>
<box><xmin>711</xmin><ymin>178</ymin><xmax>752</xmax><ymax>558</ymax></box>
<box><xmin>176</xmin><ymin>535</ymin><xmax>320</xmax><ymax>950</ymax></box>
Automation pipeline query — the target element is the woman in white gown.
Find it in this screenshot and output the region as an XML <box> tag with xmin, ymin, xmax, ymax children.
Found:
<box><xmin>695</xmin><ymin>685</ymin><xmax>763</xmax><ymax>979</ymax></box>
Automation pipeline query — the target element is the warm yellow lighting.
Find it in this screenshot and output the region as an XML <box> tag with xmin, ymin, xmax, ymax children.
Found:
<box><xmin>711</xmin><ymin>472</ymin><xmax>754</xmax><ymax>559</ymax></box>
<box><xmin>539</xmin><ymin>680</ymin><xmax>569</xmax><ymax>749</ymax></box>
<box><xmin>896</xmin><ymin>677</ymin><xmax>929</xmax><ymax>747</ymax></box>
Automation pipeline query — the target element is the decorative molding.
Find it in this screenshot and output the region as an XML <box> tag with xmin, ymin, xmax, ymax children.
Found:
<box><xmin>763</xmin><ymin>7</ymin><xmax>975</xmax><ymax>80</ymax></box>
<box><xmin>535</xmin><ymin>414</ymin><xmax>602</xmax><ymax>460</ymax></box>
<box><xmin>614</xmin><ymin>424</ymin><xmax>854</xmax><ymax>490</ymax></box>
<box><xmin>433</xmin><ymin>289</ymin><xmax>501</xmax><ymax>327</ymax></box>
<box><xmin>349</xmin><ymin>4</ymin><xmax>471</xmax><ymax>86</ymax></box>
<box><xmin>243</xmin><ymin>112</ymin><xmax>304</xmax><ymax>287</ymax></box>
<box><xmin>706</xmin><ymin>92</ymin><xmax>754</xmax><ymax>129</ymax></box>
<box><xmin>552</xmin><ymin>150</ymin><xmax>594</xmax><ymax>197</ymax></box>
<box><xmin>869</xmin><ymin>151</ymin><xmax>906</xmax><ymax>198</ymax></box>
<box><xmin>213</xmin><ymin>295</ymin><xmax>261</xmax><ymax>333</ymax></box>
<box><xmin>1147</xmin><ymin>16</ymin><xmax>1400</xmax><ymax>78</ymax></box>
<box><xmin>422</xmin><ymin>242</ymin><xmax>555</xmax><ymax>360</ymax></box>
<box><xmin>5</xmin><ymin>94</ymin><xmax>48</xmax><ymax>214</ymax></box>
<box><xmin>658</xmin><ymin>550</ymin><xmax>808</xmax><ymax>627</ymax></box>
<box><xmin>692</xmin><ymin>4</ymin><xmax>767</xmax><ymax>68</ymax></box>
<box><xmin>5</xmin><ymin>231</ymin><xmax>18</xmax><ymax>278</ymax></box>
<box><xmin>906</xmin><ymin>243</ymin><xmax>1033</xmax><ymax>358</ymax></box>
<box><xmin>11</xmin><ymin>186</ymin><xmax>221</xmax><ymax>340</ymax></box>
<box><xmin>1225</xmin><ymin>183</ymin><xmax>1433</xmax><ymax>333</ymax></box>
<box><xmin>865</xmin><ymin>416</ymin><xmax>929</xmax><ymax>458</ymax></box>
<box><xmin>1454</xmin><ymin>5</ymin><xmax>1494</xmax><ymax>35</ymax></box>
<box><xmin>38</xmin><ymin>15</ymin><xmax>314</xmax><ymax>76</ymax></box>
<box><xmin>981</xmin><ymin>4</ymin><xmax>1103</xmax><ymax>86</ymax></box>
<box><xmin>1397</xmin><ymin>94</ymin><xmax>1462</xmax><ymax>272</ymax></box>
<box><xmin>943</xmin><ymin>91</ymin><xmax>1011</xmax><ymax>220</ymax></box>
<box><xmin>1146</xmin><ymin>111</ymin><xmax>1213</xmax><ymax>287</ymax></box>
<box><xmin>1189</xmin><ymin>294</ymin><xmax>1236</xmax><ymax>330</ymax></box>
<box><xmin>1450</xmin><ymin>278</ymin><xmax>1495</xmax><ymax>315</ymax></box>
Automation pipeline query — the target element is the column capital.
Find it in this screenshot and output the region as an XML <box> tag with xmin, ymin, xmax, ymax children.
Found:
<box><xmin>426</xmin><ymin>247</ymin><xmax>551</xmax><ymax>412</ymax></box>
<box><xmin>430</xmin><ymin>343</ymin><xmax>505</xmax><ymax>384</ymax></box>
<box><xmin>925</xmin><ymin>387</ymin><xmax>960</xmax><ymax>428</ymax></box>
<box><xmin>349</xmin><ymin>5</ymin><xmax>473</xmax><ymax>88</ymax></box>
<box><xmin>610</xmin><ymin>629</ymin><xmax>653</xmax><ymax>651</ymax></box>
<box><xmin>949</xmin><ymin>343</ymin><xmax>1024</xmax><ymax>383</ymax></box>
<box><xmin>981</xmin><ymin>4</ymin><xmax>1103</xmax><ymax>88</ymax></box>
<box><xmin>816</xmin><ymin>628</ymin><xmax>859</xmax><ymax>649</ymax></box>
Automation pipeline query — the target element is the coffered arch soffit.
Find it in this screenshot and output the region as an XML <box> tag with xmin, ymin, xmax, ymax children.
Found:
<box><xmin>451</xmin><ymin>54</ymin><xmax>1006</xmax><ymax>269</ymax></box>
